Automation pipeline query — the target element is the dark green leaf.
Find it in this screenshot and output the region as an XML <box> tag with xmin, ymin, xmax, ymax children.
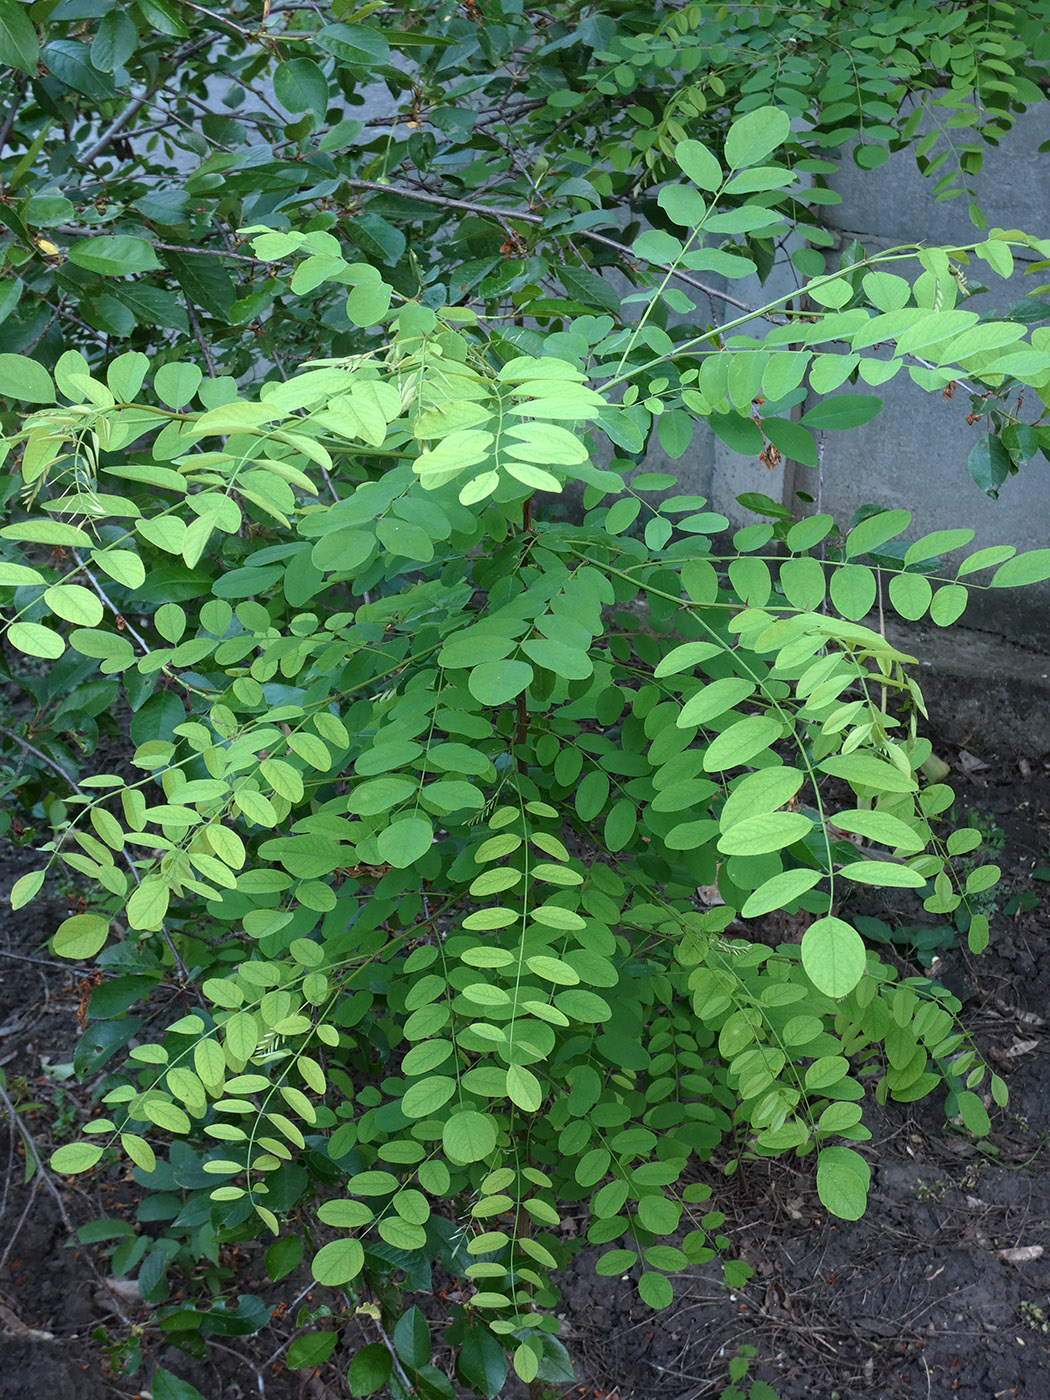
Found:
<box><xmin>967</xmin><ymin>434</ymin><xmax>1013</xmax><ymax>496</ymax></box>
<box><xmin>274</xmin><ymin>58</ymin><xmax>329</xmax><ymax>121</ymax></box>
<box><xmin>456</xmin><ymin>1328</ymin><xmax>507</xmax><ymax>1398</ymax></box>
<box><xmin>163</xmin><ymin>251</ymin><xmax>236</xmax><ymax>317</ymax></box>
<box><xmin>710</xmin><ymin>411</ymin><xmax>764</xmax><ymax>456</ymax></box>
<box><xmin>288</xmin><ymin>1333</ymin><xmax>339</xmax><ymax>1369</ymax></box>
<box><xmin>760</xmin><ymin>417</ymin><xmax>818</xmax><ymax>467</ymax></box>
<box><xmin>393</xmin><ymin>1306</ymin><xmax>430</xmax><ymax>1369</ymax></box>
<box><xmin>69</xmin><ymin>237</ymin><xmax>161</xmax><ymax>277</ymax></box>
<box><xmin>0</xmin><ymin>0</ymin><xmax>39</xmax><ymax>74</ymax></box>
<box><xmin>801</xmin><ymin>395</ymin><xmax>883</xmax><ymax>431</ymax></box>
<box><xmin>348</xmin><ymin>1344</ymin><xmax>392</xmax><ymax>1397</ymax></box>
<box><xmin>557</xmin><ymin>265</ymin><xmax>621</xmax><ymax>315</ymax></box>
<box><xmin>151</xmin><ymin>1369</ymin><xmax>208</xmax><ymax>1400</ymax></box>
<box><xmin>42</xmin><ymin>39</ymin><xmax>115</xmax><ymax>99</ymax></box>
<box><xmin>90</xmin><ymin>11</ymin><xmax>138</xmax><ymax>72</ymax></box>
<box><xmin>315</xmin><ymin>23</ymin><xmax>390</xmax><ymax>65</ymax></box>
<box><xmin>344</xmin><ymin>213</ymin><xmax>407</xmax><ymax>267</ymax></box>
<box><xmin>265</xmin><ymin>1235</ymin><xmax>304</xmax><ymax>1282</ymax></box>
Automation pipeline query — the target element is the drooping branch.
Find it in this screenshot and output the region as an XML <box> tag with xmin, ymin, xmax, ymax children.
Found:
<box><xmin>186</xmin><ymin>297</ymin><xmax>218</xmax><ymax>376</ymax></box>
<box><xmin>0</xmin><ymin>75</ymin><xmax>27</xmax><ymax>155</ymax></box>
<box><xmin>341</xmin><ymin>178</ymin><xmax>766</xmax><ymax>317</ymax></box>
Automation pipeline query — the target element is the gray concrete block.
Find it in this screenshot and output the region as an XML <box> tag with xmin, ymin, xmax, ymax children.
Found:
<box><xmin>617</xmin><ymin>110</ymin><xmax>1050</xmax><ymax>646</ymax></box>
<box><xmin>822</xmin><ymin>101</ymin><xmax>1050</xmax><ymax>251</ymax></box>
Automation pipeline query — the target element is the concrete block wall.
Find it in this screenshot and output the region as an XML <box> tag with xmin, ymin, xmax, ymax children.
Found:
<box><xmin>631</xmin><ymin>103</ymin><xmax>1050</xmax><ymax>647</ymax></box>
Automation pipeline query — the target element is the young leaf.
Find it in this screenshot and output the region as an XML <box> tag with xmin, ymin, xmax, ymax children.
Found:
<box><xmin>816</xmin><ymin>1146</ymin><xmax>870</xmax><ymax>1219</ymax></box>
<box><xmin>801</xmin><ymin>917</ymin><xmax>867</xmax><ymax>998</ymax></box>
<box><xmin>724</xmin><ymin>106</ymin><xmax>791</xmax><ymax>168</ymax></box>
<box><xmin>311</xmin><ymin>1238</ymin><xmax>365</xmax><ymax>1287</ymax></box>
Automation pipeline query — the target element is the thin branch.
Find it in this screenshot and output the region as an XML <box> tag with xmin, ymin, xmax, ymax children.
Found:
<box><xmin>157</xmin><ymin>240</ymin><xmax>258</xmax><ymax>261</ymax></box>
<box><xmin>152</xmin><ymin>101</ymin><xmax>234</xmax><ymax>153</ymax></box>
<box><xmin>71</xmin><ymin>550</ymin><xmax>155</xmax><ymax>656</ymax></box>
<box><xmin>0</xmin><ymin>949</ymin><xmax>76</xmax><ymax>971</ymax></box>
<box><xmin>0</xmin><ymin>1077</ymin><xmax>135</xmax><ymax>1328</ymax></box>
<box><xmin>341</xmin><ymin>178</ymin><xmax>764</xmax><ymax>316</ymax></box>
<box><xmin>56</xmin><ymin>177</ymin><xmax>756</xmax><ymax>315</ymax></box>
<box><xmin>55</xmin><ymin>230</ymin><xmax>261</xmax><ymax>263</ymax></box>
<box><xmin>78</xmin><ymin>33</ymin><xmax>214</xmax><ymax>166</ymax></box>
<box><xmin>178</xmin><ymin>0</ymin><xmax>254</xmax><ymax>37</ymax></box>
<box><xmin>337</xmin><ymin>1294</ymin><xmax>415</xmax><ymax>1395</ymax></box>
<box><xmin>816</xmin><ymin>430</ymin><xmax>829</xmax><ymax>615</ymax></box>
<box><xmin>0</xmin><ymin>1174</ymin><xmax>42</xmax><ymax>1271</ymax></box>
<box><xmin>205</xmin><ymin>1340</ymin><xmax>265</xmax><ymax>1397</ymax></box>
<box><xmin>80</xmin><ymin>93</ymin><xmax>152</xmax><ymax>167</ymax></box>
<box><xmin>0</xmin><ymin>724</ymin><xmax>79</xmax><ymax>791</ymax></box>
<box><xmin>0</xmin><ymin>74</ymin><xmax>27</xmax><ymax>155</ymax></box>
<box><xmin>21</xmin><ymin>298</ymin><xmax>66</xmax><ymax>355</ymax></box>
<box><xmin>159</xmin><ymin>84</ymin><xmax>268</xmax><ymax>136</ymax></box>
<box><xmin>0</xmin><ymin>1108</ymin><xmax>15</xmax><ymax>1227</ymax></box>
<box><xmin>186</xmin><ymin>298</ymin><xmax>218</xmax><ymax>377</ymax></box>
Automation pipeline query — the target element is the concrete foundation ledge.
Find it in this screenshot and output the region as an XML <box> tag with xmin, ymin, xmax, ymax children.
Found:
<box><xmin>884</xmin><ymin>619</ymin><xmax>1050</xmax><ymax>759</ymax></box>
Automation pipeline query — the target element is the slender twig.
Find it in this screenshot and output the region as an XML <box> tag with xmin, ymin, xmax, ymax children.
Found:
<box><xmin>78</xmin><ymin>33</ymin><xmax>218</xmax><ymax>166</ymax></box>
<box><xmin>55</xmin><ymin>230</ymin><xmax>261</xmax><ymax>263</ymax></box>
<box><xmin>157</xmin><ymin>239</ymin><xmax>257</xmax><ymax>261</ymax></box>
<box><xmin>71</xmin><ymin>550</ymin><xmax>155</xmax><ymax>655</ymax></box>
<box><xmin>0</xmin><ymin>1077</ymin><xmax>135</xmax><ymax>1328</ymax></box>
<box><xmin>54</xmin><ymin>177</ymin><xmax>756</xmax><ymax>315</ymax></box>
<box><xmin>0</xmin><ymin>75</ymin><xmax>27</xmax><ymax>155</ymax></box>
<box><xmin>158</xmin><ymin>84</ymin><xmax>265</xmax><ymax>138</ymax></box>
<box><xmin>0</xmin><ymin>1114</ymin><xmax>14</xmax><ymax>1226</ymax></box>
<box><xmin>179</xmin><ymin>0</ymin><xmax>253</xmax><ymax>37</ymax></box>
<box><xmin>816</xmin><ymin>430</ymin><xmax>828</xmax><ymax>614</ymax></box>
<box><xmin>21</xmin><ymin>298</ymin><xmax>66</xmax><ymax>355</ymax></box>
<box><xmin>257</xmin><ymin>1284</ymin><xmax>317</xmax><ymax>1371</ymax></box>
<box><xmin>816</xmin><ymin>431</ymin><xmax>825</xmax><ymax>520</ymax></box>
<box><xmin>0</xmin><ymin>949</ymin><xmax>75</xmax><ymax>971</ymax></box>
<box><xmin>205</xmin><ymin>1339</ymin><xmax>265</xmax><ymax>1397</ymax></box>
<box><xmin>337</xmin><ymin>1295</ymin><xmax>415</xmax><ymax>1396</ymax></box>
<box><xmin>152</xmin><ymin>102</ymin><xmax>234</xmax><ymax>153</ymax></box>
<box><xmin>0</xmin><ymin>1173</ymin><xmax>42</xmax><ymax>1270</ymax></box>
<box><xmin>340</xmin><ymin>178</ymin><xmax>764</xmax><ymax>315</ymax></box>
<box><xmin>0</xmin><ymin>724</ymin><xmax>79</xmax><ymax>791</ymax></box>
<box><xmin>186</xmin><ymin>298</ymin><xmax>218</xmax><ymax>377</ymax></box>
<box><xmin>81</xmin><ymin>32</ymin><xmax>206</xmax><ymax>166</ymax></box>
<box><xmin>876</xmin><ymin>569</ymin><xmax>888</xmax><ymax>713</ymax></box>
<box><xmin>80</xmin><ymin>94</ymin><xmax>151</xmax><ymax>167</ymax></box>
<box><xmin>372</xmin><ymin>1318</ymin><xmax>416</xmax><ymax>1394</ymax></box>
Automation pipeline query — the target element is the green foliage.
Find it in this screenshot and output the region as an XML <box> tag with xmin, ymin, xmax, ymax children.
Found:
<box><xmin>2</xmin><ymin>0</ymin><xmax>1050</xmax><ymax>825</ymax></box>
<box><xmin>0</xmin><ymin>272</ymin><xmax>1020</xmax><ymax>1385</ymax></box>
<box><xmin>719</xmin><ymin>1344</ymin><xmax>781</xmax><ymax>1400</ymax></box>
<box><xmin>0</xmin><ymin>2</ymin><xmax>1044</xmax><ymax>1394</ymax></box>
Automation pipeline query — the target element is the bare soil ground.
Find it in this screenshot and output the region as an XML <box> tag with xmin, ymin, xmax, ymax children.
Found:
<box><xmin>0</xmin><ymin>741</ymin><xmax>1047</xmax><ymax>1400</ymax></box>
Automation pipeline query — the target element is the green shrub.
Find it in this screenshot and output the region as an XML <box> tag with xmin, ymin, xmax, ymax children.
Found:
<box><xmin>3</xmin><ymin>200</ymin><xmax>1047</xmax><ymax>1390</ymax></box>
<box><xmin>3</xmin><ymin>3</ymin><xmax>1050</xmax><ymax>1393</ymax></box>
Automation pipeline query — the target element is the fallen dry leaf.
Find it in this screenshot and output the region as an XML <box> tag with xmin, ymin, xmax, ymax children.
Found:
<box><xmin>93</xmin><ymin>1277</ymin><xmax>144</xmax><ymax>1314</ymax></box>
<box><xmin>0</xmin><ymin>1302</ymin><xmax>54</xmax><ymax>1341</ymax></box>
<box><xmin>996</xmin><ymin>1245</ymin><xmax>1044</xmax><ymax>1264</ymax></box>
<box><xmin>957</xmin><ymin>749</ymin><xmax>988</xmax><ymax>772</ymax></box>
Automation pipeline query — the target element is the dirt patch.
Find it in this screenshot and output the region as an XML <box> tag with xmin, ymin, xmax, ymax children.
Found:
<box><xmin>0</xmin><ymin>877</ymin><xmax>119</xmax><ymax>1397</ymax></box>
<box><xmin>554</xmin><ymin>747</ymin><xmax>1050</xmax><ymax>1400</ymax></box>
<box><xmin>0</xmin><ymin>746</ymin><xmax>1047</xmax><ymax>1400</ymax></box>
